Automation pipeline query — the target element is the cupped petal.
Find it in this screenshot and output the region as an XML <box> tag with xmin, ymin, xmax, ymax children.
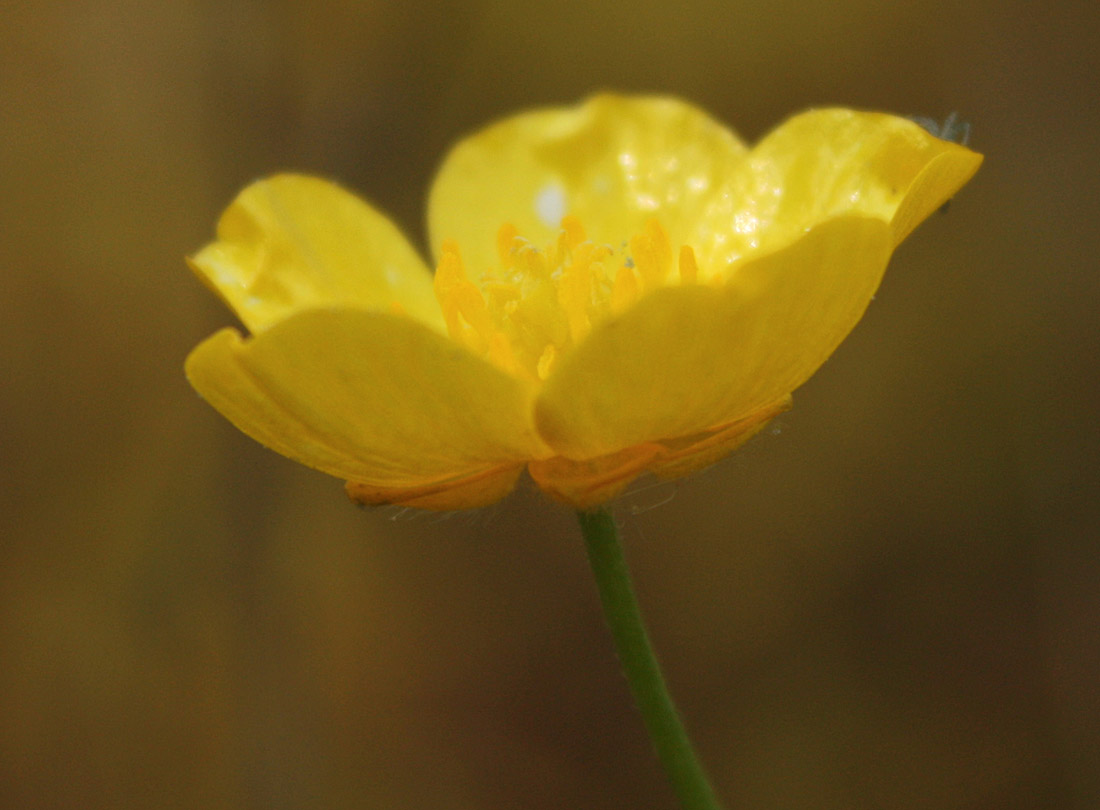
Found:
<box><xmin>696</xmin><ymin>109</ymin><xmax>983</xmax><ymax>269</ymax></box>
<box><xmin>185</xmin><ymin>309</ymin><xmax>546</xmax><ymax>494</ymax></box>
<box><xmin>190</xmin><ymin>174</ymin><xmax>445</xmax><ymax>333</ymax></box>
<box><xmin>427</xmin><ymin>94</ymin><xmax>747</xmax><ymax>272</ymax></box>
<box><xmin>889</xmin><ymin>145</ymin><xmax>984</xmax><ymax>244</ymax></box>
<box><xmin>534</xmin><ymin>216</ymin><xmax>893</xmax><ymax>460</ymax></box>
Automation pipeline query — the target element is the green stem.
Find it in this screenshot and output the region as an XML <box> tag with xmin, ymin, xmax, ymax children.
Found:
<box><xmin>577</xmin><ymin>507</ymin><xmax>724</xmax><ymax>810</ymax></box>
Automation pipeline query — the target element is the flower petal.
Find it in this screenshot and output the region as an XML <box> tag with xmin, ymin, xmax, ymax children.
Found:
<box><xmin>529</xmin><ymin>398</ymin><xmax>788</xmax><ymax>508</ymax></box>
<box><xmin>185</xmin><ymin>309</ymin><xmax>546</xmax><ymax>490</ymax></box>
<box><xmin>528</xmin><ymin>445</ymin><xmax>663</xmax><ymax>509</ymax></box>
<box><xmin>346</xmin><ymin>464</ymin><xmax>524</xmax><ymax>510</ymax></box>
<box><xmin>190</xmin><ymin>174</ymin><xmax>445</xmax><ymax>333</ymax></box>
<box><xmin>534</xmin><ymin>216</ymin><xmax>893</xmax><ymax>459</ymax></box>
<box><xmin>427</xmin><ymin>94</ymin><xmax>747</xmax><ymax>272</ymax></box>
<box><xmin>699</xmin><ymin>109</ymin><xmax>983</xmax><ymax>269</ymax></box>
<box><xmin>645</xmin><ymin>397</ymin><xmax>792</xmax><ymax>480</ymax></box>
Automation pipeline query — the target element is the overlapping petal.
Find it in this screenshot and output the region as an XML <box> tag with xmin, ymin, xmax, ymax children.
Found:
<box><xmin>534</xmin><ymin>216</ymin><xmax>893</xmax><ymax>459</ymax></box>
<box><xmin>428</xmin><ymin>94</ymin><xmax>748</xmax><ymax>274</ymax></box>
<box><xmin>530</xmin><ymin>398</ymin><xmax>791</xmax><ymax>507</ymax></box>
<box><xmin>190</xmin><ymin>174</ymin><xmax>445</xmax><ymax>332</ymax></box>
<box><xmin>186</xmin><ymin>309</ymin><xmax>546</xmax><ymax>495</ymax></box>
<box><xmin>718</xmin><ymin>109</ymin><xmax>984</xmax><ymax>260</ymax></box>
<box><xmin>429</xmin><ymin>100</ymin><xmax>981</xmax><ymax>281</ymax></box>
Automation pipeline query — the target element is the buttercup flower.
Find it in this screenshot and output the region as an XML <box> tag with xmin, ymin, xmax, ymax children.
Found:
<box><xmin>186</xmin><ymin>95</ymin><xmax>981</xmax><ymax>510</ymax></box>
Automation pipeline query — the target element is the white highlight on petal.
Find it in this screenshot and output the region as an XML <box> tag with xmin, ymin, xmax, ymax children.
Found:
<box><xmin>733</xmin><ymin>212</ymin><xmax>759</xmax><ymax>234</ymax></box>
<box><xmin>535</xmin><ymin>183</ymin><xmax>566</xmax><ymax>228</ymax></box>
<box><xmin>687</xmin><ymin>175</ymin><xmax>709</xmax><ymax>192</ymax></box>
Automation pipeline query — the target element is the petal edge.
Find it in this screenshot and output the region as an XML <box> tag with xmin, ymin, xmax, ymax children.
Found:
<box><xmin>191</xmin><ymin>174</ymin><xmax>445</xmax><ymax>333</ymax></box>
<box><xmin>534</xmin><ymin>217</ymin><xmax>893</xmax><ymax>460</ymax></box>
<box><xmin>186</xmin><ymin>309</ymin><xmax>546</xmax><ymax>487</ymax></box>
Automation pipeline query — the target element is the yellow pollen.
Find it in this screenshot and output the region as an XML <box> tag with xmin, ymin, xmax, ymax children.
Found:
<box><xmin>433</xmin><ymin>216</ymin><xmax>694</xmax><ymax>379</ymax></box>
<box><xmin>558</xmin><ymin>255</ymin><xmax>592</xmax><ymax>342</ymax></box>
<box><xmin>433</xmin><ymin>241</ymin><xmax>468</xmax><ymax>338</ymax></box>
<box><xmin>496</xmin><ymin>223</ymin><xmax>519</xmax><ymax>266</ymax></box>
<box><xmin>678</xmin><ymin>245</ymin><xmax>699</xmax><ymax>284</ymax></box>
<box><xmin>611</xmin><ymin>263</ymin><xmax>639</xmax><ymax>314</ymax></box>
<box><xmin>487</xmin><ymin>332</ymin><xmax>518</xmax><ymax>375</ymax></box>
<box><xmin>536</xmin><ymin>344</ymin><xmax>557</xmax><ymax>380</ymax></box>
<box><xmin>629</xmin><ymin>219</ymin><xmax>673</xmax><ymax>290</ymax></box>
<box><xmin>559</xmin><ymin>214</ymin><xmax>586</xmax><ymax>251</ymax></box>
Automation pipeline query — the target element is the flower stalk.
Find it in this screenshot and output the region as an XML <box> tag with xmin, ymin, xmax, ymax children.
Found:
<box><xmin>578</xmin><ymin>507</ymin><xmax>724</xmax><ymax>810</ymax></box>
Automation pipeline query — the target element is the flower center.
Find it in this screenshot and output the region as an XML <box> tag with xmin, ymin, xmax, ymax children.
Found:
<box><xmin>433</xmin><ymin>216</ymin><xmax>704</xmax><ymax>381</ymax></box>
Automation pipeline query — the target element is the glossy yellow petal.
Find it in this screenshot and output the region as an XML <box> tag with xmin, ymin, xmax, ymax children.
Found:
<box><xmin>695</xmin><ymin>109</ymin><xmax>983</xmax><ymax>270</ymax></box>
<box><xmin>190</xmin><ymin>174</ymin><xmax>445</xmax><ymax>333</ymax></box>
<box><xmin>185</xmin><ymin>309</ymin><xmax>545</xmax><ymax>491</ymax></box>
<box><xmin>889</xmin><ymin>145</ymin><xmax>984</xmax><ymax>244</ymax></box>
<box><xmin>427</xmin><ymin>94</ymin><xmax>747</xmax><ymax>273</ymax></box>
<box><xmin>534</xmin><ymin>217</ymin><xmax>892</xmax><ymax>460</ymax></box>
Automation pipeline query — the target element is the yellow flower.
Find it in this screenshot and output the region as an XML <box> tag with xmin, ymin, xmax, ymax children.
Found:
<box><xmin>186</xmin><ymin>95</ymin><xmax>981</xmax><ymax>510</ymax></box>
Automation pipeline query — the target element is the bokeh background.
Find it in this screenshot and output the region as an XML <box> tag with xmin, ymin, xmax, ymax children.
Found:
<box><xmin>3</xmin><ymin>0</ymin><xmax>1098</xmax><ymax>807</ymax></box>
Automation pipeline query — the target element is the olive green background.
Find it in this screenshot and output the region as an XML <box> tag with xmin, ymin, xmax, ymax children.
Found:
<box><xmin>2</xmin><ymin>1</ymin><xmax>1097</xmax><ymax>807</ymax></box>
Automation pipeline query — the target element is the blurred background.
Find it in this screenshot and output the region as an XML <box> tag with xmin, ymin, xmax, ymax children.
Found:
<box><xmin>2</xmin><ymin>0</ymin><xmax>1097</xmax><ymax>807</ymax></box>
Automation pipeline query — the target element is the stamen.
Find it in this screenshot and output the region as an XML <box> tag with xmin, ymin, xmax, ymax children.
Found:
<box><xmin>520</xmin><ymin>242</ymin><xmax>544</xmax><ymax>276</ymax></box>
<box><xmin>434</xmin><ymin>240</ymin><xmax>469</xmax><ymax>338</ymax></box>
<box><xmin>537</xmin><ymin>344</ymin><xmax>557</xmax><ymax>380</ymax></box>
<box><xmin>558</xmin><ymin>258</ymin><xmax>592</xmax><ymax>342</ymax></box>
<box><xmin>629</xmin><ymin>219</ymin><xmax>673</xmax><ymax>290</ymax></box>
<box><xmin>560</xmin><ymin>215</ymin><xmax>586</xmax><ymax>251</ymax></box>
<box><xmin>436</xmin><ymin>216</ymin><xmax>700</xmax><ymax>379</ymax></box>
<box><xmin>433</xmin><ymin>240</ymin><xmax>493</xmax><ymax>352</ymax></box>
<box><xmin>678</xmin><ymin>245</ymin><xmax>699</xmax><ymax>284</ymax></box>
<box><xmin>488</xmin><ymin>332</ymin><xmax>518</xmax><ymax>375</ymax></box>
<box><xmin>611</xmin><ymin>263</ymin><xmax>639</xmax><ymax>313</ymax></box>
<box><xmin>496</xmin><ymin>223</ymin><xmax>520</xmax><ymax>267</ymax></box>
<box><xmin>453</xmin><ymin>284</ymin><xmax>494</xmax><ymax>345</ymax></box>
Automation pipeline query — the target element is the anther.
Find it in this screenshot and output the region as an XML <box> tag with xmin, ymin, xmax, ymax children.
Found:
<box><xmin>537</xmin><ymin>344</ymin><xmax>557</xmax><ymax>380</ymax></box>
<box><xmin>433</xmin><ymin>240</ymin><xmax>493</xmax><ymax>351</ymax></box>
<box><xmin>558</xmin><ymin>257</ymin><xmax>592</xmax><ymax>342</ymax></box>
<box><xmin>611</xmin><ymin>263</ymin><xmax>639</xmax><ymax>313</ymax></box>
<box><xmin>496</xmin><ymin>224</ymin><xmax>520</xmax><ymax>267</ymax></box>
<box><xmin>678</xmin><ymin>245</ymin><xmax>699</xmax><ymax>284</ymax></box>
<box><xmin>629</xmin><ymin>219</ymin><xmax>673</xmax><ymax>289</ymax></box>
<box><xmin>560</xmin><ymin>215</ymin><xmax>586</xmax><ymax>251</ymax></box>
